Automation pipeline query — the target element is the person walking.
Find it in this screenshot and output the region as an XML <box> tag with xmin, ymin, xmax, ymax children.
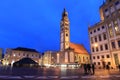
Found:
<box><xmin>87</xmin><ymin>64</ymin><xmax>91</xmax><ymax>74</ymax></box>
<box><xmin>106</xmin><ymin>64</ymin><xmax>110</xmax><ymax>71</ymax></box>
<box><xmin>118</xmin><ymin>64</ymin><xmax>120</xmax><ymax>71</ymax></box>
<box><xmin>91</xmin><ymin>63</ymin><xmax>95</xmax><ymax>75</ymax></box>
<box><xmin>83</xmin><ymin>64</ymin><xmax>87</xmax><ymax>74</ymax></box>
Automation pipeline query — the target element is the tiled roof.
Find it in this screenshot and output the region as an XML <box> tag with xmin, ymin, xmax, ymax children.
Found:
<box><xmin>70</xmin><ymin>43</ymin><xmax>89</xmax><ymax>55</ymax></box>
<box><xmin>12</xmin><ymin>47</ymin><xmax>39</xmax><ymax>53</ymax></box>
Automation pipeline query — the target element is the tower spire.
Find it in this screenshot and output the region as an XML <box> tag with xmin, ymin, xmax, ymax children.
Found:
<box><xmin>60</xmin><ymin>8</ymin><xmax>70</xmax><ymax>51</ymax></box>
<box><xmin>62</xmin><ymin>8</ymin><xmax>68</xmax><ymax>17</ymax></box>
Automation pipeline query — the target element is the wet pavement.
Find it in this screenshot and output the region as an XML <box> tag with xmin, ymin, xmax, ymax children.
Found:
<box><xmin>0</xmin><ymin>66</ymin><xmax>120</xmax><ymax>80</ymax></box>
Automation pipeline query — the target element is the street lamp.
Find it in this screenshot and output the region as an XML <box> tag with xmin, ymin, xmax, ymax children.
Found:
<box><xmin>94</xmin><ymin>43</ymin><xmax>98</xmax><ymax>47</ymax></box>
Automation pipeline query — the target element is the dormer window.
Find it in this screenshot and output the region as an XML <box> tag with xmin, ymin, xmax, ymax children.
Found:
<box><xmin>115</xmin><ymin>1</ymin><xmax>119</xmax><ymax>5</ymax></box>
<box><xmin>105</xmin><ymin>9</ymin><xmax>108</xmax><ymax>12</ymax></box>
<box><xmin>94</xmin><ymin>30</ymin><xmax>96</xmax><ymax>33</ymax></box>
<box><xmin>109</xmin><ymin>0</ymin><xmax>112</xmax><ymax>2</ymax></box>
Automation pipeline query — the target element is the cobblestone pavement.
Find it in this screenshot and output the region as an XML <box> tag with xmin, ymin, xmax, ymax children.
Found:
<box><xmin>0</xmin><ymin>66</ymin><xmax>120</xmax><ymax>80</ymax></box>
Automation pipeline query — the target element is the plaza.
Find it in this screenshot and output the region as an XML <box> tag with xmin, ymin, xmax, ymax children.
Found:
<box><xmin>0</xmin><ymin>0</ymin><xmax>120</xmax><ymax>80</ymax></box>
<box><xmin>0</xmin><ymin>66</ymin><xmax>120</xmax><ymax>80</ymax></box>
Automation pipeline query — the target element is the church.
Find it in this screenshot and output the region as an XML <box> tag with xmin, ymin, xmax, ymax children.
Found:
<box><xmin>56</xmin><ymin>9</ymin><xmax>90</xmax><ymax>67</ymax></box>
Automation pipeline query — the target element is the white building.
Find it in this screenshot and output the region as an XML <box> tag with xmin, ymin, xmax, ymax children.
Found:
<box><xmin>3</xmin><ymin>47</ymin><xmax>41</xmax><ymax>66</ymax></box>
<box><xmin>89</xmin><ymin>0</ymin><xmax>120</xmax><ymax>68</ymax></box>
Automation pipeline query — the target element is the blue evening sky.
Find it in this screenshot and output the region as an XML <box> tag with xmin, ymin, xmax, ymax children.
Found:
<box><xmin>0</xmin><ymin>0</ymin><xmax>103</xmax><ymax>53</ymax></box>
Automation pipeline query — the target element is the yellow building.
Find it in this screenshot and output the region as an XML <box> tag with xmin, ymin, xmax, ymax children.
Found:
<box><xmin>3</xmin><ymin>47</ymin><xmax>41</xmax><ymax>66</ymax></box>
<box><xmin>70</xmin><ymin>43</ymin><xmax>90</xmax><ymax>64</ymax></box>
<box><xmin>42</xmin><ymin>51</ymin><xmax>58</xmax><ymax>66</ymax></box>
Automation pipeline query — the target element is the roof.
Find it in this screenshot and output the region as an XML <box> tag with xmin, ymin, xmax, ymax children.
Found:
<box><xmin>12</xmin><ymin>47</ymin><xmax>39</xmax><ymax>53</ymax></box>
<box><xmin>70</xmin><ymin>43</ymin><xmax>89</xmax><ymax>55</ymax></box>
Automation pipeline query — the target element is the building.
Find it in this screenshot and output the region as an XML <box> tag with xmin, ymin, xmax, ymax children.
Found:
<box><xmin>0</xmin><ymin>48</ymin><xmax>3</xmax><ymax>60</ymax></box>
<box><xmin>42</xmin><ymin>51</ymin><xmax>58</xmax><ymax>67</ymax></box>
<box><xmin>88</xmin><ymin>0</ymin><xmax>120</xmax><ymax>68</ymax></box>
<box><xmin>0</xmin><ymin>48</ymin><xmax>3</xmax><ymax>65</ymax></box>
<box><xmin>2</xmin><ymin>47</ymin><xmax>41</xmax><ymax>66</ymax></box>
<box><xmin>57</xmin><ymin>9</ymin><xmax>90</xmax><ymax>67</ymax></box>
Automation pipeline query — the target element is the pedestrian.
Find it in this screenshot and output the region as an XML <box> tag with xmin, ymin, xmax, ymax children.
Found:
<box><xmin>118</xmin><ymin>64</ymin><xmax>120</xmax><ymax>71</ymax></box>
<box><xmin>87</xmin><ymin>64</ymin><xmax>91</xmax><ymax>74</ymax></box>
<box><xmin>83</xmin><ymin>64</ymin><xmax>87</xmax><ymax>74</ymax></box>
<box><xmin>91</xmin><ymin>63</ymin><xmax>95</xmax><ymax>75</ymax></box>
<box><xmin>106</xmin><ymin>64</ymin><xmax>110</xmax><ymax>71</ymax></box>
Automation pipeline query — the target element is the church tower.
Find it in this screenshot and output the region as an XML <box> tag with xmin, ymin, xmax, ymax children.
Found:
<box><xmin>60</xmin><ymin>9</ymin><xmax>70</xmax><ymax>51</ymax></box>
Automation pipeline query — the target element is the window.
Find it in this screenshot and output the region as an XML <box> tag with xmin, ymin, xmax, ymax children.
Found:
<box><xmin>93</xmin><ymin>56</ymin><xmax>95</xmax><ymax>59</ymax></box>
<box><xmin>94</xmin><ymin>62</ymin><xmax>96</xmax><ymax>65</ymax></box>
<box><xmin>103</xmin><ymin>33</ymin><xmax>107</xmax><ymax>40</ymax></box>
<box><xmin>90</xmin><ymin>32</ymin><xmax>92</xmax><ymax>34</ymax></box>
<box><xmin>91</xmin><ymin>37</ymin><xmax>93</xmax><ymax>43</ymax></box>
<box><xmin>96</xmin><ymin>47</ymin><xmax>99</xmax><ymax>52</ymax></box>
<box><xmin>105</xmin><ymin>9</ymin><xmax>108</xmax><ymax>12</ymax></box>
<box><xmin>101</xmin><ymin>55</ymin><xmax>104</xmax><ymax>58</ymax></box>
<box><xmin>115</xmin><ymin>1</ymin><xmax>119</xmax><ymax>5</ymax></box>
<box><xmin>99</xmin><ymin>35</ymin><xmax>102</xmax><ymax>41</ymax></box>
<box><xmin>118</xmin><ymin>40</ymin><xmax>120</xmax><ymax>48</ymax></box>
<box><xmin>97</xmin><ymin>28</ymin><xmax>100</xmax><ymax>31</ymax></box>
<box><xmin>105</xmin><ymin>44</ymin><xmax>108</xmax><ymax>50</ymax></box>
<box><xmin>106</xmin><ymin>15</ymin><xmax>109</xmax><ymax>18</ymax></box>
<box><xmin>83</xmin><ymin>57</ymin><xmax>85</xmax><ymax>62</ymax></box>
<box><xmin>109</xmin><ymin>0</ymin><xmax>112</xmax><ymax>2</ymax></box>
<box><xmin>102</xmin><ymin>26</ymin><xmax>105</xmax><ymax>29</ymax></box>
<box><xmin>94</xmin><ymin>30</ymin><xmax>96</xmax><ymax>33</ymax></box>
<box><xmin>97</xmin><ymin>56</ymin><xmax>100</xmax><ymax>59</ymax></box>
<box><xmin>92</xmin><ymin>47</ymin><xmax>94</xmax><ymax>52</ymax></box>
<box><xmin>66</xmin><ymin>34</ymin><xmax>68</xmax><ymax>36</ymax></box>
<box><xmin>100</xmin><ymin>45</ymin><xmax>103</xmax><ymax>51</ymax></box>
<box><xmin>108</xmin><ymin>62</ymin><xmax>111</xmax><ymax>65</ymax></box>
<box><xmin>111</xmin><ymin>41</ymin><xmax>116</xmax><ymax>49</ymax></box>
<box><xmin>106</xmin><ymin>55</ymin><xmax>110</xmax><ymax>58</ymax></box>
<box><xmin>95</xmin><ymin>36</ymin><xmax>97</xmax><ymax>42</ymax></box>
<box><xmin>98</xmin><ymin>62</ymin><xmax>100</xmax><ymax>65</ymax></box>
